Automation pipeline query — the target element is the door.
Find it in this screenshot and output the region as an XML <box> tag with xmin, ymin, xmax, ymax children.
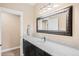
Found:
<box><xmin>0</xmin><ymin>11</ymin><xmax>2</xmax><ymax>56</ymax></box>
<box><xmin>1</xmin><ymin>12</ymin><xmax>20</xmax><ymax>56</ymax></box>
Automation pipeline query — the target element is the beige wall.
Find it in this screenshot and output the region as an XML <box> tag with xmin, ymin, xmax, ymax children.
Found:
<box><xmin>1</xmin><ymin>12</ymin><xmax>20</xmax><ymax>50</ymax></box>
<box><xmin>34</xmin><ymin>3</ymin><xmax>79</xmax><ymax>49</ymax></box>
<box><xmin>0</xmin><ymin>3</ymin><xmax>35</xmax><ymax>34</ymax></box>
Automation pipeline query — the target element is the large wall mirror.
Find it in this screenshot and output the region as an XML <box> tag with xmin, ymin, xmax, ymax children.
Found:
<box><xmin>36</xmin><ymin>6</ymin><xmax>72</xmax><ymax>36</ymax></box>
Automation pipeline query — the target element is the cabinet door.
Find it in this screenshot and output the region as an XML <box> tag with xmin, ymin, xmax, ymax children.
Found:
<box><xmin>35</xmin><ymin>46</ymin><xmax>51</xmax><ymax>56</ymax></box>
<box><xmin>23</xmin><ymin>39</ymin><xmax>32</xmax><ymax>56</ymax></box>
<box><xmin>29</xmin><ymin>45</ymin><xmax>36</xmax><ymax>56</ymax></box>
<box><xmin>35</xmin><ymin>47</ymin><xmax>45</xmax><ymax>56</ymax></box>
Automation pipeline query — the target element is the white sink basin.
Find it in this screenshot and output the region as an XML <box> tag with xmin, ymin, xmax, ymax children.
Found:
<box><xmin>33</xmin><ymin>38</ymin><xmax>45</xmax><ymax>44</ymax></box>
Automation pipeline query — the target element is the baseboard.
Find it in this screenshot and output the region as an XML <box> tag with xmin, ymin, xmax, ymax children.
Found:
<box><xmin>2</xmin><ymin>46</ymin><xmax>20</xmax><ymax>53</ymax></box>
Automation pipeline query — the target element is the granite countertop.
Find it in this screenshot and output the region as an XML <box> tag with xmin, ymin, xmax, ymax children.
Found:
<box><xmin>23</xmin><ymin>34</ymin><xmax>79</xmax><ymax>56</ymax></box>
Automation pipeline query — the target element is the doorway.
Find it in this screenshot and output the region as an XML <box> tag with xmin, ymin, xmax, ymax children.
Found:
<box><xmin>0</xmin><ymin>8</ymin><xmax>23</xmax><ymax>56</ymax></box>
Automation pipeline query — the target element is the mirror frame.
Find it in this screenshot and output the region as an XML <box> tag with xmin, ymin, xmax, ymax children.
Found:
<box><xmin>36</xmin><ymin>6</ymin><xmax>73</xmax><ymax>36</ymax></box>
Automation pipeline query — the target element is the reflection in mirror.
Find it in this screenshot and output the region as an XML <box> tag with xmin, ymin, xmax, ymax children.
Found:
<box><xmin>38</xmin><ymin>10</ymin><xmax>68</xmax><ymax>32</ymax></box>
<box><xmin>58</xmin><ymin>11</ymin><xmax>68</xmax><ymax>31</ymax></box>
<box><xmin>47</xmin><ymin>17</ymin><xmax>58</xmax><ymax>31</ymax></box>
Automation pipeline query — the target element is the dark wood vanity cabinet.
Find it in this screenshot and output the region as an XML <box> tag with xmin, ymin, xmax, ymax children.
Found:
<box><xmin>23</xmin><ymin>39</ymin><xmax>51</xmax><ymax>56</ymax></box>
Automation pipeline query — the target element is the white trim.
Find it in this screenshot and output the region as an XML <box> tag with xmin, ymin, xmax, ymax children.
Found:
<box><xmin>2</xmin><ymin>46</ymin><xmax>20</xmax><ymax>53</ymax></box>
<box><xmin>0</xmin><ymin>7</ymin><xmax>23</xmax><ymax>56</ymax></box>
<box><xmin>0</xmin><ymin>7</ymin><xmax>22</xmax><ymax>16</ymax></box>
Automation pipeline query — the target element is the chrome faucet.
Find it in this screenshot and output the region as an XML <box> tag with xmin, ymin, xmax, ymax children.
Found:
<box><xmin>43</xmin><ymin>36</ymin><xmax>46</xmax><ymax>42</ymax></box>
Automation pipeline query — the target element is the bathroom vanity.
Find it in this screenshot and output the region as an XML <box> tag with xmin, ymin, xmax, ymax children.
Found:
<box><xmin>23</xmin><ymin>39</ymin><xmax>51</xmax><ymax>56</ymax></box>
<box><xmin>23</xmin><ymin>34</ymin><xmax>79</xmax><ymax>56</ymax></box>
<box><xmin>22</xmin><ymin>5</ymin><xmax>79</xmax><ymax>56</ymax></box>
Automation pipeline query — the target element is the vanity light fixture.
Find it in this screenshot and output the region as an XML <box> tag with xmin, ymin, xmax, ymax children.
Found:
<box><xmin>39</xmin><ymin>3</ymin><xmax>61</xmax><ymax>15</ymax></box>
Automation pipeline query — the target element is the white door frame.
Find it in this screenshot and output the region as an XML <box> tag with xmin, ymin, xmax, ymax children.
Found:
<box><xmin>0</xmin><ymin>7</ymin><xmax>23</xmax><ymax>56</ymax></box>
